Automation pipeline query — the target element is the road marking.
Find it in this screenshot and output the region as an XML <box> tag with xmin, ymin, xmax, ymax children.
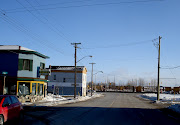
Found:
<box><xmin>109</xmin><ymin>94</ymin><xmax>120</xmax><ymax>107</ymax></box>
<box><xmin>110</xmin><ymin>99</ymin><xmax>116</xmax><ymax>107</ymax></box>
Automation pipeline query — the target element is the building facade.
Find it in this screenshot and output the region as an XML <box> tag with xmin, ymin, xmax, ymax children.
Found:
<box><xmin>47</xmin><ymin>66</ymin><xmax>87</xmax><ymax>97</ymax></box>
<box><xmin>0</xmin><ymin>45</ymin><xmax>49</xmax><ymax>98</ymax></box>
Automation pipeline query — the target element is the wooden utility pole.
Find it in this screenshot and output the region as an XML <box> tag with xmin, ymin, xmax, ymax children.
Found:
<box><xmin>157</xmin><ymin>36</ymin><xmax>162</xmax><ymax>101</ymax></box>
<box><xmin>89</xmin><ymin>63</ymin><xmax>96</xmax><ymax>96</ymax></box>
<box><xmin>71</xmin><ymin>43</ymin><xmax>81</xmax><ymax>99</ymax></box>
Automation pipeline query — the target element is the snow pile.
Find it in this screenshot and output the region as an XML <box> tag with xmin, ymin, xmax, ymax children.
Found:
<box><xmin>22</xmin><ymin>93</ymin><xmax>104</xmax><ymax>106</ymax></box>
<box><xmin>39</xmin><ymin>94</ymin><xmax>67</xmax><ymax>102</ymax></box>
<box><xmin>140</xmin><ymin>93</ymin><xmax>180</xmax><ymax>102</ymax></box>
<box><xmin>168</xmin><ymin>104</ymin><xmax>180</xmax><ymax>114</ymax></box>
<box><xmin>22</xmin><ymin>102</ymin><xmax>33</xmax><ymax>106</ymax></box>
<box><xmin>75</xmin><ymin>93</ymin><xmax>103</xmax><ymax>102</ymax></box>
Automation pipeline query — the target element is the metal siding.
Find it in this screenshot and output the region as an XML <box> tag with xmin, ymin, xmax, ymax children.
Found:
<box><xmin>47</xmin><ymin>86</ymin><xmax>82</xmax><ymax>96</ymax></box>
<box><xmin>48</xmin><ymin>71</ymin><xmax>86</xmax><ymax>96</ymax></box>
<box><xmin>0</xmin><ymin>52</ymin><xmax>18</xmax><ymax>77</ymax></box>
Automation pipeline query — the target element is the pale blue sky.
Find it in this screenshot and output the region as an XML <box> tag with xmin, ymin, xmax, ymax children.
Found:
<box><xmin>0</xmin><ymin>0</ymin><xmax>180</xmax><ymax>86</ymax></box>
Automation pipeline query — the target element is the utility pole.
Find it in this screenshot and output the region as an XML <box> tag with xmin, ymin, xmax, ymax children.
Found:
<box><xmin>95</xmin><ymin>74</ymin><xmax>96</xmax><ymax>92</ymax></box>
<box><xmin>3</xmin><ymin>76</ymin><xmax>6</xmax><ymax>95</ymax></box>
<box><xmin>89</xmin><ymin>63</ymin><xmax>96</xmax><ymax>96</ymax></box>
<box><xmin>71</xmin><ymin>43</ymin><xmax>81</xmax><ymax>99</ymax></box>
<box><xmin>157</xmin><ymin>36</ymin><xmax>162</xmax><ymax>101</ymax></box>
<box><xmin>114</xmin><ymin>76</ymin><xmax>115</xmax><ymax>90</ymax></box>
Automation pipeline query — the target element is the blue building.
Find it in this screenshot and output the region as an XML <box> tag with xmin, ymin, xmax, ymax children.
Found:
<box><xmin>0</xmin><ymin>45</ymin><xmax>49</xmax><ymax>97</ymax></box>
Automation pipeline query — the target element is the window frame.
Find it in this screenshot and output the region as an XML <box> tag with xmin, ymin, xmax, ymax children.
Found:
<box><xmin>40</xmin><ymin>62</ymin><xmax>45</xmax><ymax>69</ymax></box>
<box><xmin>54</xmin><ymin>75</ymin><xmax>56</xmax><ymax>81</ymax></box>
<box><xmin>18</xmin><ymin>59</ymin><xmax>33</xmax><ymax>71</ymax></box>
<box><xmin>23</xmin><ymin>59</ymin><xmax>30</xmax><ymax>70</ymax></box>
<box><xmin>63</xmin><ymin>78</ymin><xmax>66</xmax><ymax>82</ymax></box>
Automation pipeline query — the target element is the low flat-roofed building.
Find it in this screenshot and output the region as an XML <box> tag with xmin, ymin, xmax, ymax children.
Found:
<box><xmin>47</xmin><ymin>66</ymin><xmax>87</xmax><ymax>97</ymax></box>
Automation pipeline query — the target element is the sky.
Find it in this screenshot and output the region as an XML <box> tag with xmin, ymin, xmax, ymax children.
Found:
<box><xmin>0</xmin><ymin>0</ymin><xmax>180</xmax><ymax>86</ymax></box>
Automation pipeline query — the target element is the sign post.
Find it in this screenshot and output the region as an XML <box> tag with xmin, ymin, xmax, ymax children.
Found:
<box><xmin>2</xmin><ymin>72</ymin><xmax>8</xmax><ymax>95</ymax></box>
<box><xmin>52</xmin><ymin>85</ymin><xmax>54</xmax><ymax>103</ymax></box>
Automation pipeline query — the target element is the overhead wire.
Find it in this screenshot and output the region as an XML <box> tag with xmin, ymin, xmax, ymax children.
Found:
<box><xmin>152</xmin><ymin>37</ymin><xmax>177</xmax><ymax>84</ymax></box>
<box><xmin>15</xmin><ymin>0</ymin><xmax>92</xmax><ymax>67</ymax></box>
<box><xmin>81</xmin><ymin>39</ymin><xmax>156</xmax><ymax>49</ymax></box>
<box><xmin>5</xmin><ymin>0</ymin><xmax>93</xmax><ymax>12</ymax></box>
<box><xmin>19</xmin><ymin>0</ymin><xmax>89</xmax><ymax>63</ymax></box>
<box><xmin>0</xmin><ymin>9</ymin><xmax>69</xmax><ymax>57</ymax></box>
<box><xmin>4</xmin><ymin>0</ymin><xmax>165</xmax><ymax>13</ymax></box>
<box><xmin>30</xmin><ymin>0</ymin><xmax>92</xmax><ymax>66</ymax></box>
<box><xmin>161</xmin><ymin>66</ymin><xmax>180</xmax><ymax>69</ymax></box>
<box><xmin>34</xmin><ymin>0</ymin><xmax>76</xmax><ymax>43</ymax></box>
<box><xmin>16</xmin><ymin>0</ymin><xmax>73</xmax><ymax>44</ymax></box>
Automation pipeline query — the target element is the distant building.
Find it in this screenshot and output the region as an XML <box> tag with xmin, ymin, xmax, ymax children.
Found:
<box><xmin>0</xmin><ymin>45</ymin><xmax>49</xmax><ymax>98</ymax></box>
<box><xmin>47</xmin><ymin>66</ymin><xmax>87</xmax><ymax>97</ymax></box>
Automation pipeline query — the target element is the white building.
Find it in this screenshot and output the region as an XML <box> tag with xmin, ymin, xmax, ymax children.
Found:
<box><xmin>47</xmin><ymin>66</ymin><xmax>87</xmax><ymax>97</ymax></box>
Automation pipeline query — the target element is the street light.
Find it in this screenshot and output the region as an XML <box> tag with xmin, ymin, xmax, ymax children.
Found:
<box><xmin>74</xmin><ymin>55</ymin><xmax>92</xmax><ymax>98</ymax></box>
<box><xmin>77</xmin><ymin>55</ymin><xmax>92</xmax><ymax>63</ymax></box>
<box><xmin>94</xmin><ymin>71</ymin><xmax>103</xmax><ymax>92</ymax></box>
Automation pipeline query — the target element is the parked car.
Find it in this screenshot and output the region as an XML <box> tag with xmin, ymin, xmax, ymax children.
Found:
<box><xmin>0</xmin><ymin>95</ymin><xmax>23</xmax><ymax>125</ymax></box>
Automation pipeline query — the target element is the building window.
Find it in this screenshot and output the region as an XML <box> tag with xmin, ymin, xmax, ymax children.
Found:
<box><xmin>63</xmin><ymin>78</ymin><xmax>66</xmax><ymax>82</ymax></box>
<box><xmin>18</xmin><ymin>59</ymin><xmax>33</xmax><ymax>71</ymax></box>
<box><xmin>23</xmin><ymin>59</ymin><xmax>30</xmax><ymax>70</ymax></box>
<box><xmin>32</xmin><ymin>83</ymin><xmax>36</xmax><ymax>95</ymax></box>
<box><xmin>54</xmin><ymin>75</ymin><xmax>56</xmax><ymax>80</ymax></box>
<box><xmin>40</xmin><ymin>62</ymin><xmax>45</xmax><ymax>69</ymax></box>
<box><xmin>18</xmin><ymin>82</ymin><xmax>30</xmax><ymax>96</ymax></box>
<box><xmin>38</xmin><ymin>83</ymin><xmax>43</xmax><ymax>95</ymax></box>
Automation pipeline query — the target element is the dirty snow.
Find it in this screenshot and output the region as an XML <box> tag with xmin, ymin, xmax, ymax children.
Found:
<box><xmin>39</xmin><ymin>94</ymin><xmax>67</xmax><ymax>102</ymax></box>
<box><xmin>22</xmin><ymin>102</ymin><xmax>33</xmax><ymax>106</ymax></box>
<box><xmin>22</xmin><ymin>93</ymin><xmax>104</xmax><ymax>106</ymax></box>
<box><xmin>140</xmin><ymin>93</ymin><xmax>180</xmax><ymax>102</ymax></box>
<box><xmin>139</xmin><ymin>93</ymin><xmax>180</xmax><ymax>114</ymax></box>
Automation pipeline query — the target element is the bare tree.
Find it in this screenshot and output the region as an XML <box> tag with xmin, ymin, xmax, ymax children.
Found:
<box><xmin>138</xmin><ymin>78</ymin><xmax>145</xmax><ymax>87</ymax></box>
<box><xmin>134</xmin><ymin>79</ymin><xmax>138</xmax><ymax>87</ymax></box>
<box><xmin>151</xmin><ymin>78</ymin><xmax>157</xmax><ymax>91</ymax></box>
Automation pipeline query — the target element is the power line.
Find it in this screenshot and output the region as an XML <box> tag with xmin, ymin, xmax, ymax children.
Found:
<box><xmin>5</xmin><ymin>0</ymin><xmax>93</xmax><ymax>12</ymax></box>
<box><xmin>34</xmin><ymin>0</ymin><xmax>76</xmax><ymax>43</ymax></box>
<box><xmin>16</xmin><ymin>0</ymin><xmax>73</xmax><ymax>44</ymax></box>
<box><xmin>19</xmin><ymin>0</ymin><xmax>88</xmax><ymax>62</ymax></box>
<box><xmin>4</xmin><ymin>0</ymin><xmax>165</xmax><ymax>13</ymax></box>
<box><xmin>152</xmin><ymin>37</ymin><xmax>177</xmax><ymax>87</ymax></box>
<box><xmin>81</xmin><ymin>39</ymin><xmax>156</xmax><ymax>49</ymax></box>
<box><xmin>0</xmin><ymin>9</ymin><xmax>70</xmax><ymax>56</ymax></box>
<box><xmin>161</xmin><ymin>66</ymin><xmax>180</xmax><ymax>69</ymax></box>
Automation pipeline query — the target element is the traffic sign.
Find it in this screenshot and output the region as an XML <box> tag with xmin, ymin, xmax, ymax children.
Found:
<box><xmin>52</xmin><ymin>85</ymin><xmax>54</xmax><ymax>89</ymax></box>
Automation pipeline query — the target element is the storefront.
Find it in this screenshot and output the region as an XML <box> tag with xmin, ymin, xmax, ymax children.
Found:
<box><xmin>16</xmin><ymin>77</ymin><xmax>48</xmax><ymax>97</ymax></box>
<box><xmin>17</xmin><ymin>81</ymin><xmax>45</xmax><ymax>96</ymax></box>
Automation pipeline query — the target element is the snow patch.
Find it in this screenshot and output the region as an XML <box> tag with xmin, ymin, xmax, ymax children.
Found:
<box><xmin>39</xmin><ymin>94</ymin><xmax>67</xmax><ymax>102</ymax></box>
<box><xmin>22</xmin><ymin>93</ymin><xmax>104</xmax><ymax>106</ymax></box>
<box><xmin>140</xmin><ymin>93</ymin><xmax>180</xmax><ymax>102</ymax></box>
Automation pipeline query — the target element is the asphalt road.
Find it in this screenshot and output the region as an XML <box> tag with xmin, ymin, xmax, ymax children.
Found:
<box><xmin>22</xmin><ymin>93</ymin><xmax>180</xmax><ymax>125</ymax></box>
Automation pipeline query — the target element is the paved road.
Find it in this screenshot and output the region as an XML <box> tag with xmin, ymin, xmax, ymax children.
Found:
<box><xmin>22</xmin><ymin>93</ymin><xmax>180</xmax><ymax>125</ymax></box>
